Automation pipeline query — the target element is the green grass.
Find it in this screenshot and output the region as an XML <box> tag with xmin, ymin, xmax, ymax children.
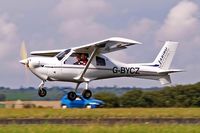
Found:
<box><xmin>0</xmin><ymin>104</ymin><xmax>5</xmax><ymax>108</ymax></box>
<box><xmin>0</xmin><ymin>108</ymin><xmax>200</xmax><ymax>119</ymax></box>
<box><xmin>0</xmin><ymin>124</ymin><xmax>200</xmax><ymax>133</ymax></box>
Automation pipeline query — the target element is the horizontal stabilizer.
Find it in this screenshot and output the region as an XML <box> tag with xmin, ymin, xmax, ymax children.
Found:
<box><xmin>157</xmin><ymin>69</ymin><xmax>184</xmax><ymax>74</ymax></box>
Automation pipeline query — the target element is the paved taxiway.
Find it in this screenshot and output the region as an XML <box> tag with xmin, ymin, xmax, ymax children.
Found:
<box><xmin>0</xmin><ymin>118</ymin><xmax>200</xmax><ymax>125</ymax></box>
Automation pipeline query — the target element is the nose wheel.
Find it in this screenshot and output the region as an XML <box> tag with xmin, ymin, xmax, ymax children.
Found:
<box><xmin>38</xmin><ymin>88</ymin><xmax>47</xmax><ymax>97</ymax></box>
<box><xmin>38</xmin><ymin>80</ymin><xmax>47</xmax><ymax>97</ymax></box>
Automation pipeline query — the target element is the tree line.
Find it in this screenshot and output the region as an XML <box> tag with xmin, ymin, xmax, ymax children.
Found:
<box><xmin>0</xmin><ymin>82</ymin><xmax>200</xmax><ymax>108</ymax></box>
<box><xmin>94</xmin><ymin>82</ymin><xmax>200</xmax><ymax>107</ymax></box>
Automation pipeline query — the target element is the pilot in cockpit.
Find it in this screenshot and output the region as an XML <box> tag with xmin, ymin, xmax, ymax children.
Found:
<box><xmin>80</xmin><ymin>53</ymin><xmax>88</xmax><ymax>65</ymax></box>
<box><xmin>74</xmin><ymin>54</ymin><xmax>81</xmax><ymax>65</ymax></box>
<box><xmin>74</xmin><ymin>53</ymin><xmax>88</xmax><ymax>65</ymax></box>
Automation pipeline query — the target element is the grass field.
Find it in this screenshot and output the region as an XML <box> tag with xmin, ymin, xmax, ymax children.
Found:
<box><xmin>0</xmin><ymin>124</ymin><xmax>200</xmax><ymax>133</ymax></box>
<box><xmin>0</xmin><ymin>108</ymin><xmax>200</xmax><ymax>118</ymax></box>
<box><xmin>0</xmin><ymin>108</ymin><xmax>200</xmax><ymax>133</ymax></box>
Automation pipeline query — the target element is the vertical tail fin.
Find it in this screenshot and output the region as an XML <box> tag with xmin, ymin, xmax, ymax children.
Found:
<box><xmin>153</xmin><ymin>41</ymin><xmax>179</xmax><ymax>70</ymax></box>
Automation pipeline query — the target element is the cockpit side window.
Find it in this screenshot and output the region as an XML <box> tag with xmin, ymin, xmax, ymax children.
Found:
<box><xmin>64</xmin><ymin>53</ymin><xmax>89</xmax><ymax>65</ymax></box>
<box><xmin>96</xmin><ymin>56</ymin><xmax>106</xmax><ymax>66</ymax></box>
<box><xmin>56</xmin><ymin>49</ymin><xmax>71</xmax><ymax>61</ymax></box>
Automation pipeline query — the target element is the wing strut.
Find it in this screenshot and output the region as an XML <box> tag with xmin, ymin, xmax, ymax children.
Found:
<box><xmin>74</xmin><ymin>47</ymin><xmax>98</xmax><ymax>81</ymax></box>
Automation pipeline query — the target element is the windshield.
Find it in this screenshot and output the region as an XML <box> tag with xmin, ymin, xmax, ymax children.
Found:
<box><xmin>56</xmin><ymin>49</ymin><xmax>71</xmax><ymax>61</ymax></box>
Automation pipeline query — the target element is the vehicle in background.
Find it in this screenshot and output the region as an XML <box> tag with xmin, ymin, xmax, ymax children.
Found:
<box><xmin>61</xmin><ymin>94</ymin><xmax>104</xmax><ymax>109</ymax></box>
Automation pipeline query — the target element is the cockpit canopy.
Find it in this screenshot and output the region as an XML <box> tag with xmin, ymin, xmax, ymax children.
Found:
<box><xmin>56</xmin><ymin>49</ymin><xmax>108</xmax><ymax>67</ymax></box>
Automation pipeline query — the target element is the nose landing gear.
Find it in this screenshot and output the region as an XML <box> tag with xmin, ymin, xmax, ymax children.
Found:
<box><xmin>38</xmin><ymin>80</ymin><xmax>47</xmax><ymax>97</ymax></box>
<box><xmin>38</xmin><ymin>88</ymin><xmax>47</xmax><ymax>97</ymax></box>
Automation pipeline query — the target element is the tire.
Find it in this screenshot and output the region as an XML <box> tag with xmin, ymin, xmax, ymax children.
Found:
<box><xmin>86</xmin><ymin>105</ymin><xmax>92</xmax><ymax>109</ymax></box>
<box><xmin>67</xmin><ymin>91</ymin><xmax>77</xmax><ymax>101</ymax></box>
<box><xmin>38</xmin><ymin>88</ymin><xmax>47</xmax><ymax>97</ymax></box>
<box><xmin>82</xmin><ymin>89</ymin><xmax>92</xmax><ymax>99</ymax></box>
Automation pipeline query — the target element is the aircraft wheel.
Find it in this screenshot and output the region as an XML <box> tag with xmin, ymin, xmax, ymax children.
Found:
<box><xmin>38</xmin><ymin>88</ymin><xmax>47</xmax><ymax>97</ymax></box>
<box><xmin>82</xmin><ymin>89</ymin><xmax>92</xmax><ymax>99</ymax></box>
<box><xmin>68</xmin><ymin>91</ymin><xmax>77</xmax><ymax>101</ymax></box>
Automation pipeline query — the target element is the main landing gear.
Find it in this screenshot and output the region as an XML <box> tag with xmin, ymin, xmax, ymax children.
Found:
<box><xmin>37</xmin><ymin>81</ymin><xmax>92</xmax><ymax>100</ymax></box>
<box><xmin>67</xmin><ymin>82</ymin><xmax>92</xmax><ymax>101</ymax></box>
<box><xmin>82</xmin><ymin>89</ymin><xmax>92</xmax><ymax>99</ymax></box>
<box><xmin>38</xmin><ymin>80</ymin><xmax>47</xmax><ymax>97</ymax></box>
<box><xmin>67</xmin><ymin>91</ymin><xmax>77</xmax><ymax>100</ymax></box>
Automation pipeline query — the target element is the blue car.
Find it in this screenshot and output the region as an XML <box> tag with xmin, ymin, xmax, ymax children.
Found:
<box><xmin>61</xmin><ymin>94</ymin><xmax>104</xmax><ymax>109</ymax></box>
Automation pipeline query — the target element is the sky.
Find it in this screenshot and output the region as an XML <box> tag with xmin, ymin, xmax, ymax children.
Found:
<box><xmin>0</xmin><ymin>0</ymin><xmax>200</xmax><ymax>88</ymax></box>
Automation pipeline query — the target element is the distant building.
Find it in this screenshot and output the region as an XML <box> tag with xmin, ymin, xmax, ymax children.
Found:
<box><xmin>15</xmin><ymin>100</ymin><xmax>24</xmax><ymax>109</ymax></box>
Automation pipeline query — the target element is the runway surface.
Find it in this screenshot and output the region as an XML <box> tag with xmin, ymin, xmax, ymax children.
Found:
<box><xmin>1</xmin><ymin>118</ymin><xmax>200</xmax><ymax>124</ymax></box>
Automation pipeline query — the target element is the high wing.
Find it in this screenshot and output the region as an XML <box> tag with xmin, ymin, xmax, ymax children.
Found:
<box><xmin>72</xmin><ymin>37</ymin><xmax>142</xmax><ymax>54</ymax></box>
<box><xmin>30</xmin><ymin>37</ymin><xmax>141</xmax><ymax>57</ymax></box>
<box><xmin>31</xmin><ymin>49</ymin><xmax>65</xmax><ymax>57</ymax></box>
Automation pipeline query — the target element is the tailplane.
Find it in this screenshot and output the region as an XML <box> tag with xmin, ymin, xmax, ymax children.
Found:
<box><xmin>153</xmin><ymin>41</ymin><xmax>179</xmax><ymax>70</ymax></box>
<box><xmin>153</xmin><ymin>41</ymin><xmax>180</xmax><ymax>85</ymax></box>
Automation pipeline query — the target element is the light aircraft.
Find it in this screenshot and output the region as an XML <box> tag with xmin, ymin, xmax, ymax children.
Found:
<box><xmin>20</xmin><ymin>37</ymin><xmax>182</xmax><ymax>100</ymax></box>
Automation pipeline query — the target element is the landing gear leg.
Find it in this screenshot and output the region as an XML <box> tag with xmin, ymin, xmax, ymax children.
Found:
<box><xmin>75</xmin><ymin>83</ymin><xmax>80</xmax><ymax>93</ymax></box>
<box><xmin>82</xmin><ymin>82</ymin><xmax>92</xmax><ymax>99</ymax></box>
<box><xmin>38</xmin><ymin>80</ymin><xmax>47</xmax><ymax>97</ymax></box>
<box><xmin>67</xmin><ymin>83</ymin><xmax>80</xmax><ymax>101</ymax></box>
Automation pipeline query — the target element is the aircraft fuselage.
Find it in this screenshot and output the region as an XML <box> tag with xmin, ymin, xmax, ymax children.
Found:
<box><xmin>28</xmin><ymin>55</ymin><xmax>162</xmax><ymax>83</ymax></box>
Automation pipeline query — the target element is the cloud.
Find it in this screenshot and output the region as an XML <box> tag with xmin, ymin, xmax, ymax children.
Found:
<box><xmin>156</xmin><ymin>0</ymin><xmax>200</xmax><ymax>61</ymax></box>
<box><xmin>121</xmin><ymin>18</ymin><xmax>158</xmax><ymax>43</ymax></box>
<box><xmin>54</xmin><ymin>0</ymin><xmax>111</xmax><ymax>43</ymax></box>
<box><xmin>0</xmin><ymin>14</ymin><xmax>23</xmax><ymax>87</ymax></box>
<box><xmin>0</xmin><ymin>15</ymin><xmax>19</xmax><ymax>60</ymax></box>
<box><xmin>107</xmin><ymin>18</ymin><xmax>158</xmax><ymax>63</ymax></box>
<box><xmin>54</xmin><ymin>0</ymin><xmax>109</xmax><ymax>20</ymax></box>
<box><xmin>156</xmin><ymin>0</ymin><xmax>200</xmax><ymax>42</ymax></box>
<box><xmin>156</xmin><ymin>1</ymin><xmax>200</xmax><ymax>84</ymax></box>
<box><xmin>59</xmin><ymin>19</ymin><xmax>109</xmax><ymax>41</ymax></box>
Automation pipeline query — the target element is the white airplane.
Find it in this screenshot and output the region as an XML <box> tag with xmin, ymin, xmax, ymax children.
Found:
<box><xmin>20</xmin><ymin>37</ymin><xmax>182</xmax><ymax>100</ymax></box>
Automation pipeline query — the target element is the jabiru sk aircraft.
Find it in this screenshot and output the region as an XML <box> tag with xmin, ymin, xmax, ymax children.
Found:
<box><xmin>20</xmin><ymin>37</ymin><xmax>182</xmax><ymax>100</ymax></box>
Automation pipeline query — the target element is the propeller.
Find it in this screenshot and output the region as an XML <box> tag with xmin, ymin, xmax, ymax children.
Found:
<box><xmin>20</xmin><ymin>41</ymin><xmax>29</xmax><ymax>67</ymax></box>
<box><xmin>20</xmin><ymin>41</ymin><xmax>30</xmax><ymax>84</ymax></box>
<box><xmin>20</xmin><ymin>41</ymin><xmax>27</xmax><ymax>59</ymax></box>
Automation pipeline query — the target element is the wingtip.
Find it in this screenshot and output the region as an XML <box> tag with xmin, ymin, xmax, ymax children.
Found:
<box><xmin>109</xmin><ymin>37</ymin><xmax>142</xmax><ymax>45</ymax></box>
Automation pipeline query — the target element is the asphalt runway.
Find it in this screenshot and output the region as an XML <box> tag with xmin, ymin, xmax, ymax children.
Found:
<box><xmin>0</xmin><ymin>118</ymin><xmax>200</xmax><ymax>125</ymax></box>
